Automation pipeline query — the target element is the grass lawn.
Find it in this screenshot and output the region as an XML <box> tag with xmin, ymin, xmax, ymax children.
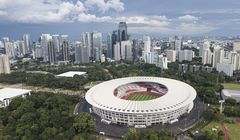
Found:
<box><xmin>128</xmin><ymin>93</ymin><xmax>157</xmax><ymax>101</ymax></box>
<box><xmin>224</xmin><ymin>123</ymin><xmax>240</xmax><ymax>140</ymax></box>
<box><xmin>202</xmin><ymin>121</ymin><xmax>221</xmax><ymax>135</ymax></box>
<box><xmin>0</xmin><ymin>121</ymin><xmax>3</xmax><ymax>139</ymax></box>
<box><xmin>222</xmin><ymin>83</ymin><xmax>240</xmax><ymax>90</ymax></box>
<box><xmin>202</xmin><ymin>119</ymin><xmax>240</xmax><ymax>140</ymax></box>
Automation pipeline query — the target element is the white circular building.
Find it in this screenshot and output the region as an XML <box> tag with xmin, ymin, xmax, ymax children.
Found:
<box><xmin>85</xmin><ymin>77</ymin><xmax>196</xmax><ymax>127</ymax></box>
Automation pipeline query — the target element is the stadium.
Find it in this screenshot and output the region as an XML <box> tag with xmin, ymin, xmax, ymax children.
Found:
<box><xmin>85</xmin><ymin>77</ymin><xmax>197</xmax><ymax>127</ymax></box>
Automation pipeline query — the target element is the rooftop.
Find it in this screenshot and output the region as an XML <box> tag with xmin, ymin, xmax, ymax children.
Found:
<box><xmin>0</xmin><ymin>88</ymin><xmax>31</xmax><ymax>101</ymax></box>
<box><xmin>56</xmin><ymin>71</ymin><xmax>87</xmax><ymax>78</ymax></box>
<box><xmin>222</xmin><ymin>89</ymin><xmax>240</xmax><ymax>97</ymax></box>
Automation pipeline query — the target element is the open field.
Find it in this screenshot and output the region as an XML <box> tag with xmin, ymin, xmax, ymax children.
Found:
<box><xmin>202</xmin><ymin>121</ymin><xmax>221</xmax><ymax>134</ymax></box>
<box><xmin>202</xmin><ymin>120</ymin><xmax>240</xmax><ymax>140</ymax></box>
<box><xmin>224</xmin><ymin>123</ymin><xmax>240</xmax><ymax>140</ymax></box>
<box><xmin>127</xmin><ymin>93</ymin><xmax>158</xmax><ymax>101</ymax></box>
<box><xmin>222</xmin><ymin>83</ymin><xmax>240</xmax><ymax>90</ymax></box>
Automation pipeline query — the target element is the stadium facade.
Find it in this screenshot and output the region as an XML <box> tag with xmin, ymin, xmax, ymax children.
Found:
<box><xmin>85</xmin><ymin>77</ymin><xmax>196</xmax><ymax>127</ymax></box>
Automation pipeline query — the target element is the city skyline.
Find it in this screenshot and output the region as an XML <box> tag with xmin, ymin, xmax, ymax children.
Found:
<box><xmin>0</xmin><ymin>0</ymin><xmax>240</xmax><ymax>39</ymax></box>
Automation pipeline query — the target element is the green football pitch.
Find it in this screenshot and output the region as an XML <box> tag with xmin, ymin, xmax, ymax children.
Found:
<box><xmin>127</xmin><ymin>93</ymin><xmax>158</xmax><ymax>101</ymax></box>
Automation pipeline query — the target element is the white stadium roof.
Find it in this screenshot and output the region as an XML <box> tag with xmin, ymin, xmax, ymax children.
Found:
<box><xmin>0</xmin><ymin>88</ymin><xmax>31</xmax><ymax>101</ymax></box>
<box><xmin>85</xmin><ymin>77</ymin><xmax>197</xmax><ymax>114</ymax></box>
<box><xmin>56</xmin><ymin>71</ymin><xmax>87</xmax><ymax>78</ymax></box>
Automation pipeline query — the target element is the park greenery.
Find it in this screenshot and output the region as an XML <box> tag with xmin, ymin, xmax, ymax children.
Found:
<box><xmin>123</xmin><ymin>128</ymin><xmax>172</xmax><ymax>140</ymax></box>
<box><xmin>0</xmin><ymin>92</ymin><xmax>96</xmax><ymax>140</ymax></box>
<box><xmin>0</xmin><ymin>61</ymin><xmax>240</xmax><ymax>139</ymax></box>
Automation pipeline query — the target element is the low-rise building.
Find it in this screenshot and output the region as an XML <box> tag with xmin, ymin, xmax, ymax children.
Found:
<box><xmin>221</xmin><ymin>89</ymin><xmax>240</xmax><ymax>102</ymax></box>
<box><xmin>0</xmin><ymin>88</ymin><xmax>31</xmax><ymax>108</ymax></box>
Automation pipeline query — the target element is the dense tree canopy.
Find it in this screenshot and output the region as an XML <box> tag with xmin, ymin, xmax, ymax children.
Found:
<box><xmin>0</xmin><ymin>92</ymin><xmax>96</xmax><ymax>140</ymax></box>
<box><xmin>123</xmin><ymin>129</ymin><xmax>172</xmax><ymax>140</ymax></box>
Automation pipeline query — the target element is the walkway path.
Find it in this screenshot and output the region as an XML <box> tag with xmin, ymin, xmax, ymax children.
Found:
<box><xmin>220</xmin><ymin>121</ymin><xmax>231</xmax><ymax>140</ymax></box>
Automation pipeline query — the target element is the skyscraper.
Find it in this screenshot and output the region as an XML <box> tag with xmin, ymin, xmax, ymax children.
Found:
<box><xmin>174</xmin><ymin>39</ymin><xmax>182</xmax><ymax>51</ymax></box>
<box><xmin>41</xmin><ymin>34</ymin><xmax>52</xmax><ymax>62</ymax></box>
<box><xmin>2</xmin><ymin>37</ymin><xmax>9</xmax><ymax>54</ymax></box>
<box><xmin>107</xmin><ymin>33</ymin><xmax>113</xmax><ymax>58</ymax></box>
<box><xmin>212</xmin><ymin>46</ymin><xmax>224</xmax><ymax>68</ymax></box>
<box><xmin>233</xmin><ymin>42</ymin><xmax>240</xmax><ymax>53</ymax></box>
<box><xmin>202</xmin><ymin>49</ymin><xmax>212</xmax><ymax>65</ymax></box>
<box><xmin>48</xmin><ymin>39</ymin><xmax>56</xmax><ymax>65</ymax></box>
<box><xmin>92</xmin><ymin>32</ymin><xmax>102</xmax><ymax>61</ymax></box>
<box><xmin>178</xmin><ymin>50</ymin><xmax>194</xmax><ymax>62</ymax></box>
<box><xmin>4</xmin><ymin>42</ymin><xmax>16</xmax><ymax>59</ymax></box>
<box><xmin>111</xmin><ymin>30</ymin><xmax>119</xmax><ymax>59</ymax></box>
<box><xmin>0</xmin><ymin>54</ymin><xmax>10</xmax><ymax>74</ymax></box>
<box><xmin>118</xmin><ymin>22</ymin><xmax>128</xmax><ymax>41</ymax></box>
<box><xmin>23</xmin><ymin>34</ymin><xmax>31</xmax><ymax>53</ymax></box>
<box><xmin>52</xmin><ymin>35</ymin><xmax>60</xmax><ymax>53</ymax></box>
<box><xmin>61</xmin><ymin>41</ymin><xmax>70</xmax><ymax>61</ymax></box>
<box><xmin>114</xmin><ymin>42</ymin><xmax>121</xmax><ymax>61</ymax></box>
<box><xmin>166</xmin><ymin>50</ymin><xmax>176</xmax><ymax>62</ymax></box>
<box><xmin>82</xmin><ymin>32</ymin><xmax>91</xmax><ymax>61</ymax></box>
<box><xmin>121</xmin><ymin>40</ymin><xmax>133</xmax><ymax>61</ymax></box>
<box><xmin>143</xmin><ymin>36</ymin><xmax>151</xmax><ymax>53</ymax></box>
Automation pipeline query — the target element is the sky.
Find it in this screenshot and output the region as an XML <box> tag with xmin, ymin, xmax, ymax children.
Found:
<box><xmin>0</xmin><ymin>0</ymin><xmax>240</xmax><ymax>40</ymax></box>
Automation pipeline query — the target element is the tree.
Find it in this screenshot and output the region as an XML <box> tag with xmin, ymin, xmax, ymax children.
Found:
<box><xmin>123</xmin><ymin>128</ymin><xmax>138</xmax><ymax>140</ymax></box>
<box><xmin>225</xmin><ymin>98</ymin><xmax>237</xmax><ymax>106</ymax></box>
<box><xmin>73</xmin><ymin>112</ymin><xmax>96</xmax><ymax>134</ymax></box>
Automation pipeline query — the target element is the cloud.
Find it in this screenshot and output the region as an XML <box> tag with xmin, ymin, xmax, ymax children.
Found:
<box><xmin>128</xmin><ymin>19</ymin><xmax>216</xmax><ymax>35</ymax></box>
<box><xmin>78</xmin><ymin>13</ymin><xmax>112</xmax><ymax>22</ymax></box>
<box><xmin>84</xmin><ymin>0</ymin><xmax>124</xmax><ymax>13</ymax></box>
<box><xmin>0</xmin><ymin>0</ymin><xmax>123</xmax><ymax>23</ymax></box>
<box><xmin>177</xmin><ymin>23</ymin><xmax>216</xmax><ymax>34</ymax></box>
<box><xmin>116</xmin><ymin>16</ymin><xmax>170</xmax><ymax>27</ymax></box>
<box><xmin>0</xmin><ymin>0</ymin><xmax>217</xmax><ymax>35</ymax></box>
<box><xmin>178</xmin><ymin>15</ymin><xmax>199</xmax><ymax>21</ymax></box>
<box><xmin>186</xmin><ymin>9</ymin><xmax>240</xmax><ymax>14</ymax></box>
<box><xmin>0</xmin><ymin>11</ymin><xmax>7</xmax><ymax>16</ymax></box>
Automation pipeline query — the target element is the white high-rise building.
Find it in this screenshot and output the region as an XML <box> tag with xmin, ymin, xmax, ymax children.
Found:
<box><xmin>202</xmin><ymin>49</ymin><xmax>212</xmax><ymax>65</ymax></box>
<box><xmin>5</xmin><ymin>42</ymin><xmax>16</xmax><ymax>58</ymax></box>
<box><xmin>178</xmin><ymin>50</ymin><xmax>194</xmax><ymax>62</ymax></box>
<box><xmin>212</xmin><ymin>46</ymin><xmax>224</xmax><ymax>68</ymax></box>
<box><xmin>82</xmin><ymin>32</ymin><xmax>92</xmax><ymax>61</ymax></box>
<box><xmin>143</xmin><ymin>36</ymin><xmax>151</xmax><ymax>53</ymax></box>
<box><xmin>92</xmin><ymin>32</ymin><xmax>102</xmax><ymax>61</ymax></box>
<box><xmin>0</xmin><ymin>54</ymin><xmax>10</xmax><ymax>74</ymax></box>
<box><xmin>200</xmin><ymin>41</ymin><xmax>210</xmax><ymax>57</ymax></box>
<box><xmin>15</xmin><ymin>40</ymin><xmax>26</xmax><ymax>57</ymax></box>
<box><xmin>145</xmin><ymin>52</ymin><xmax>158</xmax><ymax>64</ymax></box>
<box><xmin>114</xmin><ymin>42</ymin><xmax>121</xmax><ymax>61</ymax></box>
<box><xmin>121</xmin><ymin>40</ymin><xmax>132</xmax><ymax>61</ymax></box>
<box><xmin>2</xmin><ymin>37</ymin><xmax>9</xmax><ymax>51</ymax></box>
<box><xmin>217</xmin><ymin>63</ymin><xmax>234</xmax><ymax>76</ymax></box>
<box><xmin>156</xmin><ymin>55</ymin><xmax>168</xmax><ymax>69</ymax></box>
<box><xmin>75</xmin><ymin>41</ymin><xmax>89</xmax><ymax>64</ymax></box>
<box><xmin>52</xmin><ymin>35</ymin><xmax>60</xmax><ymax>53</ymax></box>
<box><xmin>230</xmin><ymin>52</ymin><xmax>240</xmax><ymax>71</ymax></box>
<box><xmin>61</xmin><ymin>41</ymin><xmax>69</xmax><ymax>61</ymax></box>
<box><xmin>233</xmin><ymin>42</ymin><xmax>240</xmax><ymax>53</ymax></box>
<box><xmin>166</xmin><ymin>50</ymin><xmax>176</xmax><ymax>62</ymax></box>
<box><xmin>174</xmin><ymin>40</ymin><xmax>182</xmax><ymax>51</ymax></box>
<box><xmin>35</xmin><ymin>45</ymin><xmax>43</xmax><ymax>59</ymax></box>
<box><xmin>41</xmin><ymin>34</ymin><xmax>52</xmax><ymax>62</ymax></box>
<box><xmin>101</xmin><ymin>54</ymin><xmax>106</xmax><ymax>62</ymax></box>
<box><xmin>23</xmin><ymin>34</ymin><xmax>31</xmax><ymax>52</ymax></box>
